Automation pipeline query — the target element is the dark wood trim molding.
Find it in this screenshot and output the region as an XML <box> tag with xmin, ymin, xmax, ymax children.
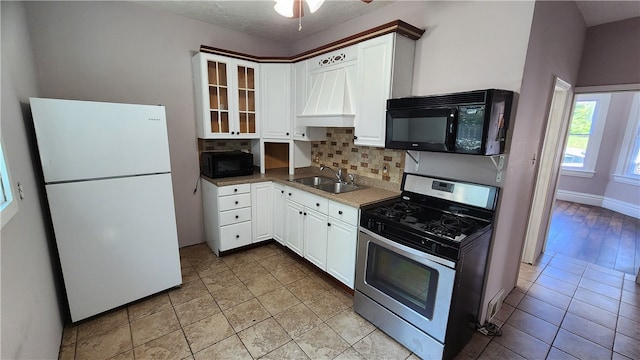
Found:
<box><xmin>199</xmin><ymin>20</ymin><xmax>425</xmax><ymax>63</ymax></box>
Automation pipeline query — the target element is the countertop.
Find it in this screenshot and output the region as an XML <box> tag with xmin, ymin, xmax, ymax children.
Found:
<box><xmin>200</xmin><ymin>168</ymin><xmax>401</xmax><ymax>208</ymax></box>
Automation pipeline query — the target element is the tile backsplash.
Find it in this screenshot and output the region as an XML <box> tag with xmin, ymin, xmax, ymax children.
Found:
<box><xmin>198</xmin><ymin>139</ymin><xmax>252</xmax><ymax>153</ymax></box>
<box><xmin>311</xmin><ymin>128</ymin><xmax>405</xmax><ymax>185</ymax></box>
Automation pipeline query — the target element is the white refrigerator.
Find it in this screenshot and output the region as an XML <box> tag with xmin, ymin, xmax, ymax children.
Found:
<box><xmin>30</xmin><ymin>98</ymin><xmax>182</xmax><ymax>322</ymax></box>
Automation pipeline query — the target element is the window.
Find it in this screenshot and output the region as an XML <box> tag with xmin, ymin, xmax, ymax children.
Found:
<box><xmin>1</xmin><ymin>141</ymin><xmax>19</xmax><ymax>228</ymax></box>
<box><xmin>614</xmin><ymin>91</ymin><xmax>640</xmax><ymax>185</ymax></box>
<box><xmin>561</xmin><ymin>93</ymin><xmax>610</xmax><ymax>176</ymax></box>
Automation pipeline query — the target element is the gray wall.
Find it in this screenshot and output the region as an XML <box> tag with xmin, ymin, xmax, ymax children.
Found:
<box><xmin>24</xmin><ymin>1</ymin><xmax>290</xmax><ymax>248</ymax></box>
<box><xmin>577</xmin><ymin>17</ymin><xmax>640</xmax><ymax>87</ymax></box>
<box><xmin>1</xmin><ymin>2</ymin><xmax>64</xmax><ymax>359</ymax></box>
<box><xmin>486</xmin><ymin>0</ymin><xmax>586</xmax><ymax>315</ymax></box>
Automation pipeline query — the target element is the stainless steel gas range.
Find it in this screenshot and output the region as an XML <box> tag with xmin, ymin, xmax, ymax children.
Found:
<box><xmin>354</xmin><ymin>173</ymin><xmax>498</xmax><ymax>360</ymax></box>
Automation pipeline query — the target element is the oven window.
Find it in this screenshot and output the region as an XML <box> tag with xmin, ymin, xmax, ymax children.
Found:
<box><xmin>365</xmin><ymin>243</ymin><xmax>439</xmax><ymax>319</ymax></box>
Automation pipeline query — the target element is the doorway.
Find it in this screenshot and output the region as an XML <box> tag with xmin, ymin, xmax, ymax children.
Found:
<box><xmin>521</xmin><ymin>77</ymin><xmax>573</xmax><ymax>264</ymax></box>
<box><xmin>523</xmin><ymin>86</ymin><xmax>640</xmax><ymax>274</ymax></box>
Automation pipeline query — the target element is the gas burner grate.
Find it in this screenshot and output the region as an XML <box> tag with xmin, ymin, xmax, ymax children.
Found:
<box><xmin>421</xmin><ymin>214</ymin><xmax>478</xmax><ymax>239</ymax></box>
<box><xmin>375</xmin><ymin>202</ymin><xmax>422</xmax><ymax>219</ymax></box>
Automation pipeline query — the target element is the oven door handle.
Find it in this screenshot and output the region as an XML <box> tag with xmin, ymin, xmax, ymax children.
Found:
<box><xmin>358</xmin><ymin>227</ymin><xmax>456</xmax><ymax>269</ymax></box>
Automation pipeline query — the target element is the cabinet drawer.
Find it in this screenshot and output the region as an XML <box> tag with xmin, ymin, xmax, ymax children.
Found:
<box><xmin>219</xmin><ymin>184</ymin><xmax>251</xmax><ymax>196</ymax></box>
<box><xmin>329</xmin><ymin>201</ymin><xmax>358</xmax><ymax>225</ymax></box>
<box><xmin>304</xmin><ymin>193</ymin><xmax>328</xmax><ymax>214</ymax></box>
<box><xmin>219</xmin><ymin>193</ymin><xmax>251</xmax><ymax>211</ymax></box>
<box><xmin>219</xmin><ymin>221</ymin><xmax>252</xmax><ymax>251</ymax></box>
<box><xmin>286</xmin><ymin>186</ymin><xmax>328</xmax><ymax>213</ymax></box>
<box><xmin>220</xmin><ymin>207</ymin><xmax>252</xmax><ymax>226</ymax></box>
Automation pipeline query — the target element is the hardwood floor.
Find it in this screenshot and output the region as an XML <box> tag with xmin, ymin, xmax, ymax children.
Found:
<box><xmin>546</xmin><ymin>200</ymin><xmax>640</xmax><ymax>275</ymax></box>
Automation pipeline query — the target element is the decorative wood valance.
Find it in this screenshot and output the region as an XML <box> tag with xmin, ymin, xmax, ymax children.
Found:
<box><xmin>199</xmin><ymin>20</ymin><xmax>425</xmax><ymax>63</ymax></box>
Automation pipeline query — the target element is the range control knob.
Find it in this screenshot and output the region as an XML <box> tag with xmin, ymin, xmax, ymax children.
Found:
<box><xmin>367</xmin><ymin>218</ymin><xmax>375</xmax><ymax>229</ymax></box>
<box><xmin>377</xmin><ymin>222</ymin><xmax>384</xmax><ymax>233</ymax></box>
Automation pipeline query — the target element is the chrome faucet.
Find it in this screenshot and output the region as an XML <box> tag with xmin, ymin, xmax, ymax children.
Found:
<box><xmin>320</xmin><ymin>165</ymin><xmax>344</xmax><ymax>182</ymax></box>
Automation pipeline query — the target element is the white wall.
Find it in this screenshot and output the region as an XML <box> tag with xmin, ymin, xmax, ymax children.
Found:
<box><xmin>24</xmin><ymin>1</ymin><xmax>289</xmax><ymax>248</ymax></box>
<box><xmin>1</xmin><ymin>2</ymin><xmax>64</xmax><ymax>359</ymax></box>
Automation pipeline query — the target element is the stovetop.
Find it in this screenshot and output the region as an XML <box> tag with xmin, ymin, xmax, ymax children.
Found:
<box><xmin>360</xmin><ymin>196</ymin><xmax>493</xmax><ymax>261</ymax></box>
<box><xmin>369</xmin><ymin>199</ymin><xmax>485</xmax><ymax>241</ymax></box>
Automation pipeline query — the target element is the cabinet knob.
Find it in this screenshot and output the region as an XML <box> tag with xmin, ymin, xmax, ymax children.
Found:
<box><xmin>286</xmin><ymin>132</ymin><xmax>290</xmax><ymax>136</ymax></box>
<box><xmin>234</xmin><ymin>188</ymin><xmax>238</xmax><ymax>192</ymax></box>
<box><xmin>235</xmin><ymin>215</ymin><xmax>239</xmax><ymax>219</ymax></box>
<box><xmin>299</xmin><ymin>211</ymin><xmax>302</xmax><ymax>215</ymax></box>
<box><xmin>338</xmin><ymin>210</ymin><xmax>343</xmax><ymax>215</ymax></box>
<box><xmin>289</xmin><ymin>193</ymin><xmax>292</xmax><ymax>196</ymax></box>
<box><xmin>235</xmin><ymin>201</ymin><xmax>239</xmax><ymax>205</ymax></box>
<box><xmin>316</xmin><ymin>203</ymin><xmax>320</xmax><ymax>207</ymax></box>
<box><xmin>236</xmin><ymin>235</ymin><xmax>239</xmax><ymax>238</ymax></box>
<box><xmin>302</xmin><ymin>133</ymin><xmax>305</xmax><ymax>137</ymax></box>
<box><xmin>353</xmin><ymin>135</ymin><xmax>358</xmax><ymax>140</ymax></box>
<box><xmin>281</xmin><ymin>190</ymin><xmax>284</xmax><ymax>194</ymax></box>
<box><xmin>231</xmin><ymin>131</ymin><xmax>235</xmax><ymax>135</ymax></box>
<box><xmin>328</xmin><ymin>223</ymin><xmax>331</xmax><ymax>226</ymax></box>
<box><xmin>303</xmin><ymin>212</ymin><xmax>307</xmax><ymax>216</ymax></box>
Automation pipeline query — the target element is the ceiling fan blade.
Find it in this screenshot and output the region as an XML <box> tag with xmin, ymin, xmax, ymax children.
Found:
<box><xmin>292</xmin><ymin>0</ymin><xmax>304</xmax><ymax>18</ymax></box>
<box><xmin>361</xmin><ymin>0</ymin><xmax>373</xmax><ymax>3</ymax></box>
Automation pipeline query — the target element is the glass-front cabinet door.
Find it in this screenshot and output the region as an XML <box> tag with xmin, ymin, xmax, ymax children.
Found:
<box><xmin>236</xmin><ymin>64</ymin><xmax>256</xmax><ymax>135</ymax></box>
<box><xmin>207</xmin><ymin>60</ymin><xmax>230</xmax><ymax>135</ymax></box>
<box><xmin>192</xmin><ymin>53</ymin><xmax>259</xmax><ymax>139</ymax></box>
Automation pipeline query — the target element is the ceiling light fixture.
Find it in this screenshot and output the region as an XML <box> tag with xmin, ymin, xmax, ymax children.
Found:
<box><xmin>274</xmin><ymin>0</ymin><xmax>326</xmax><ymax>31</ymax></box>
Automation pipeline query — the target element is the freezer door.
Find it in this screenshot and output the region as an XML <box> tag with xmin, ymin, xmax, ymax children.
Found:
<box><xmin>30</xmin><ymin>98</ymin><xmax>171</xmax><ymax>183</ymax></box>
<box><xmin>45</xmin><ymin>173</ymin><xmax>181</xmax><ymax>322</ymax></box>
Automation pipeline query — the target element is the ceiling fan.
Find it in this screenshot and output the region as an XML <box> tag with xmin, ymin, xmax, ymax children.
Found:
<box><xmin>274</xmin><ymin>0</ymin><xmax>373</xmax><ymax>19</ymax></box>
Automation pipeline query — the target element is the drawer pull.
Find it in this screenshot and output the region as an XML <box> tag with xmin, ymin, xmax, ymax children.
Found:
<box><xmin>338</xmin><ymin>210</ymin><xmax>343</xmax><ymax>215</ymax></box>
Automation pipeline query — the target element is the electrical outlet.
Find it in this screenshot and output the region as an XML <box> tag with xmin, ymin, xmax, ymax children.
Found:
<box><xmin>487</xmin><ymin>289</ymin><xmax>505</xmax><ymax>320</ymax></box>
<box><xmin>382</xmin><ymin>163</ymin><xmax>389</xmax><ymax>174</ymax></box>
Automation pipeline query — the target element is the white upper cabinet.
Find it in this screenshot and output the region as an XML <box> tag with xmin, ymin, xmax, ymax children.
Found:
<box><xmin>261</xmin><ymin>63</ymin><xmax>291</xmax><ymax>139</ymax></box>
<box><xmin>193</xmin><ymin>53</ymin><xmax>260</xmax><ymax>139</ymax></box>
<box><xmin>354</xmin><ymin>33</ymin><xmax>416</xmax><ymax>147</ymax></box>
<box><xmin>292</xmin><ymin>60</ymin><xmax>325</xmax><ymax>141</ymax></box>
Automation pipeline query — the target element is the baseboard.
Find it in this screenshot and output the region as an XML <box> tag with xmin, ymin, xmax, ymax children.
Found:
<box><xmin>556</xmin><ymin>190</ymin><xmax>640</xmax><ymax>219</ymax></box>
<box><xmin>602</xmin><ymin>197</ymin><xmax>640</xmax><ymax>219</ymax></box>
<box><xmin>555</xmin><ymin>190</ymin><xmax>603</xmax><ymax>207</ymax></box>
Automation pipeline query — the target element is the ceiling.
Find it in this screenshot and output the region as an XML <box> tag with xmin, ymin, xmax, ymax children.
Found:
<box><xmin>138</xmin><ymin>1</ymin><xmax>640</xmax><ymax>43</ymax></box>
<box><xmin>136</xmin><ymin>0</ymin><xmax>394</xmax><ymax>42</ymax></box>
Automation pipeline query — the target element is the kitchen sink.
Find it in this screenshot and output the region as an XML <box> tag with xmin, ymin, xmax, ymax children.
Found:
<box><xmin>290</xmin><ymin>176</ymin><xmax>364</xmax><ymax>194</ymax></box>
<box><xmin>291</xmin><ymin>176</ymin><xmax>335</xmax><ymax>187</ymax></box>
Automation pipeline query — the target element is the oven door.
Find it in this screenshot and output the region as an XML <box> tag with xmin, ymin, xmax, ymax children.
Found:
<box><xmin>355</xmin><ymin>228</ymin><xmax>455</xmax><ymax>343</ymax></box>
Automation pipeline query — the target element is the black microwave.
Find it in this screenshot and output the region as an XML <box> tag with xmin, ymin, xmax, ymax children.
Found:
<box><xmin>385</xmin><ymin>89</ymin><xmax>514</xmax><ymax>155</ymax></box>
<box><xmin>200</xmin><ymin>151</ymin><xmax>254</xmax><ymax>178</ymax></box>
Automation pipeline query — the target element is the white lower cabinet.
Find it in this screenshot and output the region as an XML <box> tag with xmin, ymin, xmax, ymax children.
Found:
<box><xmin>326</xmin><ymin>218</ymin><xmax>358</xmax><ymax>288</ymax></box>
<box><xmin>303</xmin><ymin>208</ymin><xmax>329</xmax><ymax>270</ymax></box>
<box><xmin>272</xmin><ymin>183</ymin><xmax>286</xmax><ymax>245</ymax></box>
<box><xmin>283</xmin><ymin>186</ymin><xmax>359</xmax><ymax>288</ymax></box>
<box><xmin>201</xmin><ymin>180</ymin><xmax>253</xmax><ymax>256</ymax></box>
<box><xmin>251</xmin><ymin>182</ymin><xmax>272</xmax><ymax>243</ymax></box>
<box><xmin>285</xmin><ymin>200</ymin><xmax>305</xmax><ymax>256</ymax></box>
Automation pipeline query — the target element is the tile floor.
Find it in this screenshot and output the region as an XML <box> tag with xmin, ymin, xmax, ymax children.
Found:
<box><xmin>58</xmin><ymin>243</ymin><xmax>640</xmax><ymax>360</ymax></box>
